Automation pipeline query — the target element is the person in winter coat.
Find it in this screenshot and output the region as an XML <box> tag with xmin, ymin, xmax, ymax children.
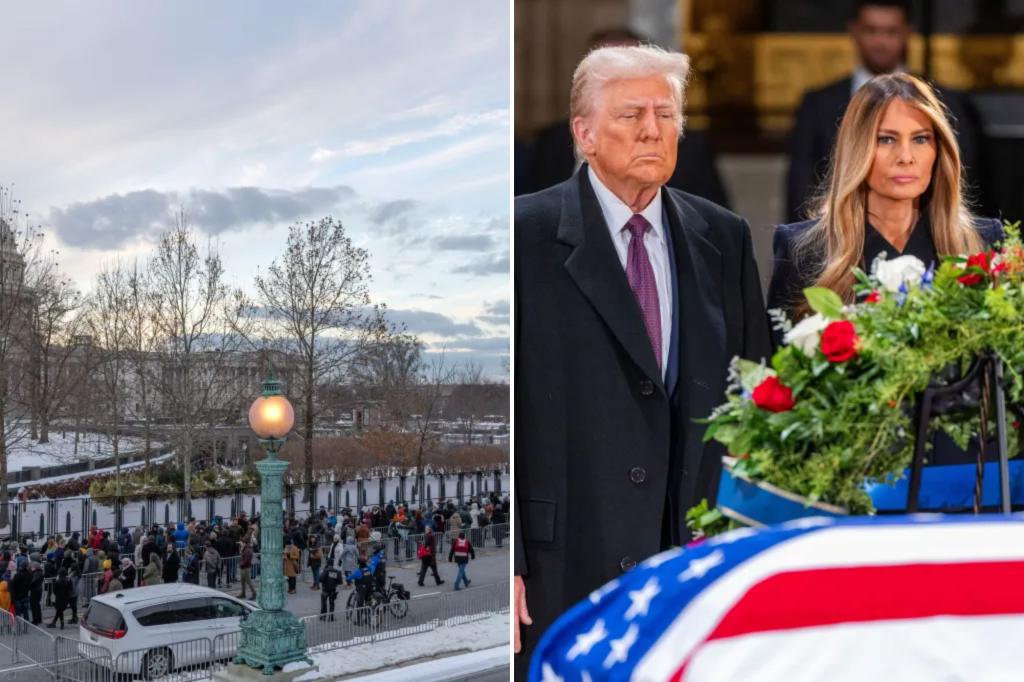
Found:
<box><xmin>83</xmin><ymin>549</ymin><xmax>100</xmax><ymax>576</ymax></box>
<box><xmin>106</xmin><ymin>567</ymin><xmax>124</xmax><ymax>593</ymax></box>
<box><xmin>99</xmin><ymin>560</ymin><xmax>114</xmax><ymax>594</ymax></box>
<box><xmin>447</xmin><ymin>511</ymin><xmax>463</xmax><ymax>534</ymax></box>
<box><xmin>120</xmin><ymin>557</ymin><xmax>137</xmax><ymax>589</ymax></box>
<box><xmin>173</xmin><ymin>522</ymin><xmax>190</xmax><ymax>550</ymax></box>
<box><xmin>162</xmin><ymin>546</ymin><xmax>180</xmax><ymax>584</ymax></box>
<box><xmin>307</xmin><ymin>537</ymin><xmax>323</xmax><ymax>591</ymax></box>
<box><xmin>324</xmin><ymin>535</ymin><xmax>342</xmax><ymax>571</ymax></box>
<box><xmin>217</xmin><ymin>532</ymin><xmax>236</xmax><ymax>586</ymax></box>
<box><xmin>140</xmin><ymin>535</ymin><xmax>158</xmax><ymax>567</ymax></box>
<box><xmin>203</xmin><ymin>542</ymin><xmax>221</xmax><ymax>589</ymax></box>
<box><xmin>416</xmin><ymin>527</ymin><xmax>444</xmax><ymax>587</ymax></box>
<box><xmin>238</xmin><ymin>540</ymin><xmax>256</xmax><ymax>600</ymax></box>
<box><xmin>141</xmin><ymin>555</ymin><xmax>162</xmax><ymax>586</ymax></box>
<box><xmin>0</xmin><ymin>581</ymin><xmax>13</xmax><ymax>631</ymax></box>
<box><xmin>89</xmin><ymin>526</ymin><xmax>102</xmax><ymax>550</ymax></box>
<box><xmin>283</xmin><ymin>540</ymin><xmax>301</xmax><ymax>594</ymax></box>
<box><xmin>319</xmin><ymin>555</ymin><xmax>341</xmax><ymax>622</ymax></box>
<box><xmin>29</xmin><ymin>561</ymin><xmax>44</xmax><ymax>624</ymax></box>
<box><xmin>47</xmin><ymin>568</ymin><xmax>74</xmax><ymax>629</ymax></box>
<box><xmin>447</xmin><ymin>530</ymin><xmax>476</xmax><ymax>590</ymax></box>
<box><xmin>11</xmin><ymin>563</ymin><xmax>32</xmax><ymax>622</ymax></box>
<box><xmin>354</xmin><ymin>523</ymin><xmax>370</xmax><ymax>561</ymax></box>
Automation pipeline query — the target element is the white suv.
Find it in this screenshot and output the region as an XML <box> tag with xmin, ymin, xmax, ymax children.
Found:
<box><xmin>79</xmin><ymin>583</ymin><xmax>257</xmax><ymax>678</ymax></box>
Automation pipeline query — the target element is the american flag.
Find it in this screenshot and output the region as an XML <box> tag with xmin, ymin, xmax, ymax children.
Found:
<box><xmin>530</xmin><ymin>514</ymin><xmax>1024</xmax><ymax>681</ymax></box>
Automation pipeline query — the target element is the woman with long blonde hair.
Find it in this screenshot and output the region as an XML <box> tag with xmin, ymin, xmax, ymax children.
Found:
<box><xmin>768</xmin><ymin>73</ymin><xmax>1001</xmax><ymax>319</ymax></box>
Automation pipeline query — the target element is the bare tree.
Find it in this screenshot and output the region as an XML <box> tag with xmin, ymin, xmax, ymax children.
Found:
<box><xmin>85</xmin><ymin>263</ymin><xmax>133</xmax><ymax>497</ymax></box>
<box><xmin>148</xmin><ymin>211</ymin><xmax>252</xmax><ymax>507</ymax></box>
<box><xmin>254</xmin><ymin>216</ymin><xmax>376</xmax><ymax>502</ymax></box>
<box><xmin>349</xmin><ymin>318</ymin><xmax>423</xmax><ymax>392</ymax></box>
<box><xmin>27</xmin><ymin>268</ymin><xmax>85</xmax><ymax>443</ymax></box>
<box><xmin>124</xmin><ymin>261</ymin><xmax>161</xmax><ymax>477</ymax></box>
<box><xmin>0</xmin><ymin>187</ymin><xmax>51</xmax><ymax>529</ymax></box>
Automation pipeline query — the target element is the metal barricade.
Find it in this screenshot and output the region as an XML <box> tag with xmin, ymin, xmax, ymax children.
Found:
<box><xmin>0</xmin><ymin>609</ymin><xmax>18</xmax><ymax>665</ymax></box>
<box><xmin>11</xmin><ymin>616</ymin><xmax>56</xmax><ymax>665</ymax></box>
<box><xmin>441</xmin><ymin>581</ymin><xmax>510</xmax><ymax>626</ymax></box>
<box><xmin>112</xmin><ymin>634</ymin><xmax>228</xmax><ymax>680</ymax></box>
<box><xmin>299</xmin><ymin>580</ymin><xmax>508</xmax><ymax>654</ymax></box>
<box><xmin>76</xmin><ymin>570</ymin><xmax>105</xmax><ymax>608</ymax></box>
<box><xmin>50</xmin><ymin>636</ymin><xmax>115</xmax><ymax>682</ymax></box>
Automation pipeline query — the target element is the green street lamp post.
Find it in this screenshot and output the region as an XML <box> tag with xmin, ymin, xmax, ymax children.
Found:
<box><xmin>234</xmin><ymin>373</ymin><xmax>312</xmax><ymax>675</ymax></box>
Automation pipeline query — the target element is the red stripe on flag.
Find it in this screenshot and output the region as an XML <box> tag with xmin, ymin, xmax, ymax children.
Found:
<box><xmin>670</xmin><ymin>560</ymin><xmax>1024</xmax><ymax>682</ymax></box>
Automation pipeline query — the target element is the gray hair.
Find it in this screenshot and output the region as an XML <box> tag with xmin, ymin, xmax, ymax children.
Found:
<box><xmin>569</xmin><ymin>45</ymin><xmax>690</xmax><ymax>157</ymax></box>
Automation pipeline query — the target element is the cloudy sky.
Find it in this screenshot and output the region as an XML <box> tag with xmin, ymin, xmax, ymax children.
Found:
<box><xmin>1</xmin><ymin>1</ymin><xmax>510</xmax><ymax>377</ymax></box>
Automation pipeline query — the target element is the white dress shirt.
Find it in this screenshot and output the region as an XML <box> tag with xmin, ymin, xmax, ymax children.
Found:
<box><xmin>588</xmin><ymin>166</ymin><xmax>673</xmax><ymax>376</ymax></box>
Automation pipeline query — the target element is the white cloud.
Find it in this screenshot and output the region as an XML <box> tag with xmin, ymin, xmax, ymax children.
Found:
<box><xmin>324</xmin><ymin>109</ymin><xmax>507</xmax><ymax>159</ymax></box>
<box><xmin>310</xmin><ymin>147</ymin><xmax>336</xmax><ymax>163</ymax></box>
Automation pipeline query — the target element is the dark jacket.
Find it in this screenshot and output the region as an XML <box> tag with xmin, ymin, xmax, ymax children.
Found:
<box><xmin>767</xmin><ymin>216</ymin><xmax>1005</xmax><ymax>320</ymax></box>
<box><xmin>162</xmin><ymin>551</ymin><xmax>180</xmax><ymax>583</ymax></box>
<box><xmin>514</xmin><ymin>168</ymin><xmax>771</xmax><ymax>663</ymax></box>
<box><xmin>786</xmin><ymin>76</ymin><xmax>981</xmax><ymax>223</ymax></box>
<box><xmin>10</xmin><ymin>569</ymin><xmax>31</xmax><ymax>601</ymax></box>
<box><xmin>53</xmin><ymin>575</ymin><xmax>73</xmax><ymax>605</ymax></box>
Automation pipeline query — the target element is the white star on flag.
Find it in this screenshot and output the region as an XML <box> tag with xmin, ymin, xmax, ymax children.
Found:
<box><xmin>678</xmin><ymin>550</ymin><xmax>724</xmax><ymax>582</ymax></box>
<box><xmin>780</xmin><ymin>516</ymin><xmax>834</xmax><ymax>530</ymax></box>
<box><xmin>581</xmin><ymin>672</ymin><xmax>593</xmax><ymax>682</ymax></box>
<box><xmin>708</xmin><ymin>526</ymin><xmax>759</xmax><ymax>546</ymax></box>
<box><xmin>643</xmin><ymin>547</ymin><xmax>683</xmax><ymax>568</ymax></box>
<box><xmin>589</xmin><ymin>579</ymin><xmax>620</xmax><ymax>604</ymax></box>
<box><xmin>624</xmin><ymin>576</ymin><xmax>661</xmax><ymax>620</ymax></box>
<box><xmin>566</xmin><ymin>619</ymin><xmax>608</xmax><ymax>661</ymax></box>
<box><xmin>603</xmin><ymin>623</ymin><xmax>640</xmax><ymax>669</ymax></box>
<box><xmin>541</xmin><ymin>662</ymin><xmax>563</xmax><ymax>682</ymax></box>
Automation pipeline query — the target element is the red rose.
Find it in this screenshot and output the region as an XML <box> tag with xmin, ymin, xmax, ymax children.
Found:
<box><xmin>820</xmin><ymin>320</ymin><xmax>859</xmax><ymax>363</ymax></box>
<box><xmin>958</xmin><ymin>251</ymin><xmax>994</xmax><ymax>286</ymax></box>
<box><xmin>751</xmin><ymin>375</ymin><xmax>795</xmax><ymax>413</ymax></box>
<box><xmin>865</xmin><ymin>290</ymin><xmax>881</xmax><ymax>304</ymax></box>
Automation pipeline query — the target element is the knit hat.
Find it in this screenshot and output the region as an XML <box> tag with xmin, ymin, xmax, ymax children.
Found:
<box><xmin>102</xmin><ymin>559</ymin><xmax>111</xmax><ymax>570</ymax></box>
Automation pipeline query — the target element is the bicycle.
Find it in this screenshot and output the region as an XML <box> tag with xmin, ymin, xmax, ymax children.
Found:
<box><xmin>345</xmin><ymin>575</ymin><xmax>410</xmax><ymax>624</ymax></box>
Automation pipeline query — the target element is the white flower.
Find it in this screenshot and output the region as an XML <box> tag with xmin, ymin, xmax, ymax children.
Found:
<box><xmin>873</xmin><ymin>254</ymin><xmax>927</xmax><ymax>293</ymax></box>
<box><xmin>783</xmin><ymin>313</ymin><xmax>829</xmax><ymax>355</ymax></box>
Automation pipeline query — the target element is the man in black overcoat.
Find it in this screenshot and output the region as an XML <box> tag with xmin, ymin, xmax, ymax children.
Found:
<box><xmin>513</xmin><ymin>44</ymin><xmax>771</xmax><ymax>676</ymax></box>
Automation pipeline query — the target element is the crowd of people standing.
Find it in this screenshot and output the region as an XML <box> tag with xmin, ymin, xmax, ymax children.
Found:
<box><xmin>0</xmin><ymin>492</ymin><xmax>508</xmax><ymax>629</ymax></box>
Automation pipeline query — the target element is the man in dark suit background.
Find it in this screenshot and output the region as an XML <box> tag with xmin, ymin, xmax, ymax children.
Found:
<box><xmin>513</xmin><ymin>44</ymin><xmax>771</xmax><ymax>677</ymax></box>
<box><xmin>786</xmin><ymin>0</ymin><xmax>981</xmax><ymax>222</ymax></box>
<box><xmin>524</xmin><ymin>27</ymin><xmax>732</xmax><ymax>209</ymax></box>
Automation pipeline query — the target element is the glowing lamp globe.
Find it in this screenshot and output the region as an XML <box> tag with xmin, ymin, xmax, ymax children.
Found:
<box><xmin>249</xmin><ymin>394</ymin><xmax>294</xmax><ymax>439</ymax></box>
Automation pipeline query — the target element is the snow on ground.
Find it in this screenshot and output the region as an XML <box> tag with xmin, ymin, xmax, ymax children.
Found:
<box><xmin>7</xmin><ymin>431</ymin><xmax>162</xmax><ymax>472</ymax></box>
<box><xmin>340</xmin><ymin>646</ymin><xmax>508</xmax><ymax>681</ymax></box>
<box><xmin>15</xmin><ymin>452</ymin><xmax>176</xmax><ymax>488</ymax></box>
<box><xmin>309</xmin><ymin>613</ymin><xmax>509</xmax><ymax>679</ymax></box>
<box><xmin>191</xmin><ymin>615</ymin><xmax>509</xmax><ymax>681</ymax></box>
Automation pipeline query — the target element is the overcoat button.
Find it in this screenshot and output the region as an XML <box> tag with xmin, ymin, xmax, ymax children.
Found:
<box><xmin>619</xmin><ymin>556</ymin><xmax>637</xmax><ymax>572</ymax></box>
<box><xmin>639</xmin><ymin>380</ymin><xmax>654</xmax><ymax>396</ymax></box>
<box><xmin>629</xmin><ymin>466</ymin><xmax>646</xmax><ymax>484</ymax></box>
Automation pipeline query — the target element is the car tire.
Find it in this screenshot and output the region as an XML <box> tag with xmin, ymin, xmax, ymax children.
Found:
<box><xmin>142</xmin><ymin>647</ymin><xmax>173</xmax><ymax>680</ymax></box>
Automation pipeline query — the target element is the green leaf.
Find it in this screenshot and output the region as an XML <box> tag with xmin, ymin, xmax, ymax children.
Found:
<box><xmin>804</xmin><ymin>287</ymin><xmax>845</xmax><ymax>320</ymax></box>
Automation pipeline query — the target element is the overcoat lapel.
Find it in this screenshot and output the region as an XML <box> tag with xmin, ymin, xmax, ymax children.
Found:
<box><xmin>557</xmin><ymin>168</ymin><xmax>664</xmax><ymax>390</ymax></box>
<box><xmin>662</xmin><ymin>189</ymin><xmax>725</xmax><ymax>420</ymax></box>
